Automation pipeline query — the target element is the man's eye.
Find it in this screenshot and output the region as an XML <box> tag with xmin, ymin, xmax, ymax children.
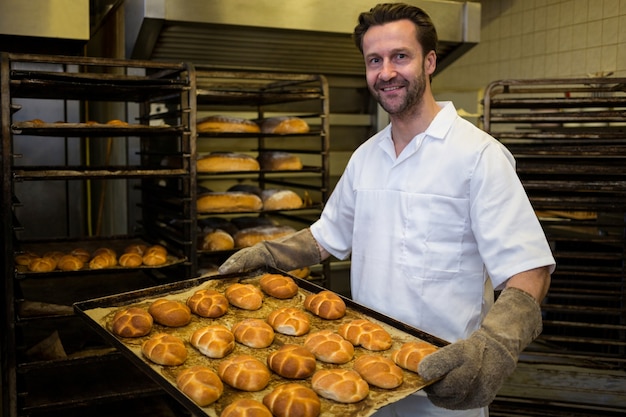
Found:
<box><xmin>396</xmin><ymin>54</ymin><xmax>406</xmax><ymax>60</ymax></box>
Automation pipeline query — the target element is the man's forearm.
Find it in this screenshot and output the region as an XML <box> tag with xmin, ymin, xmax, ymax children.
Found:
<box><xmin>505</xmin><ymin>265</ymin><xmax>551</xmax><ymax>302</ymax></box>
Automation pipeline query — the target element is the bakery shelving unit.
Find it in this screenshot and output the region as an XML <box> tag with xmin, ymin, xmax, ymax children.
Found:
<box><xmin>482</xmin><ymin>77</ymin><xmax>626</xmax><ymax>414</ymax></box>
<box><xmin>194</xmin><ymin>68</ymin><xmax>331</xmax><ymax>284</ymax></box>
<box><xmin>1</xmin><ymin>53</ymin><xmax>196</xmax><ymax>417</ymax></box>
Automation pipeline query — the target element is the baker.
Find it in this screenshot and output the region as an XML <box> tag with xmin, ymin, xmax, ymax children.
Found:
<box><xmin>219</xmin><ymin>3</ymin><xmax>556</xmax><ymax>416</ymax></box>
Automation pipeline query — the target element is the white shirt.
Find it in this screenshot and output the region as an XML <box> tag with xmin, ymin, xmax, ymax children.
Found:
<box><xmin>310</xmin><ymin>102</ymin><xmax>555</xmax><ymax>415</ymax></box>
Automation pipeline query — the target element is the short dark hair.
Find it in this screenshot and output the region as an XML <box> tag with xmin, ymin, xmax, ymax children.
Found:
<box><xmin>353</xmin><ymin>3</ymin><xmax>438</xmax><ymax>57</ymax></box>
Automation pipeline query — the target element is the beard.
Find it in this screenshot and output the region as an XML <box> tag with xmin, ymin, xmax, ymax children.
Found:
<box><xmin>371</xmin><ymin>64</ymin><xmax>428</xmax><ymax>118</ymax></box>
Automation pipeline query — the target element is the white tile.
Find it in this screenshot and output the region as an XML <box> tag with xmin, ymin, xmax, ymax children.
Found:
<box><xmin>573</xmin><ymin>0</ymin><xmax>590</xmax><ymax>24</ymax></box>
<box><xmin>560</xmin><ymin>1</ymin><xmax>575</xmax><ymax>26</ymax></box>
<box><xmin>587</xmin><ymin>20</ymin><xmax>603</xmax><ymax>47</ymax></box>
<box><xmin>546</xmin><ymin>28</ymin><xmax>561</xmax><ymax>53</ymax></box>
<box><xmin>559</xmin><ymin>25</ymin><xmax>574</xmax><ymax>51</ymax></box>
<box><xmin>602</xmin><ymin>16</ymin><xmax>619</xmax><ymax>44</ymax></box>
<box><xmin>588</xmin><ymin>0</ymin><xmax>604</xmax><ymax>20</ymax></box>
<box><xmin>585</xmin><ymin>46</ymin><xmax>602</xmax><ymax>74</ymax></box>
<box><xmin>602</xmin><ymin>0</ymin><xmax>620</xmax><ymax>18</ymax></box>
<box><xmin>600</xmin><ymin>44</ymin><xmax>618</xmax><ymax>72</ymax></box>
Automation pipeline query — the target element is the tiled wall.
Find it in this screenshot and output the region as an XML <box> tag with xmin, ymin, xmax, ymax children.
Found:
<box><xmin>433</xmin><ymin>0</ymin><xmax>626</xmax><ymax>96</ymax></box>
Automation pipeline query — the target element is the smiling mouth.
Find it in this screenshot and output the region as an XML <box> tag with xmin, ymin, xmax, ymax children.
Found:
<box><xmin>378</xmin><ymin>84</ymin><xmax>403</xmax><ymax>92</ymax></box>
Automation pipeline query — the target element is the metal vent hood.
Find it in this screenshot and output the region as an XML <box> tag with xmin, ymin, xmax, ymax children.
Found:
<box><xmin>125</xmin><ymin>0</ymin><xmax>480</xmax><ymax>76</ymax></box>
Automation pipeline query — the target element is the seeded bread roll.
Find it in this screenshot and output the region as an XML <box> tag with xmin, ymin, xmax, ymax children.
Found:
<box><xmin>311</xmin><ymin>369</ymin><xmax>369</xmax><ymax>404</ymax></box>
<box><xmin>176</xmin><ymin>365</ymin><xmax>224</xmax><ymax>407</ymax></box>
<box><xmin>303</xmin><ymin>290</ymin><xmax>346</xmax><ymax>320</ymax></box>
<box><xmin>266</xmin><ymin>344</ymin><xmax>317</xmax><ymax>379</ymax></box>
<box><xmin>187</xmin><ymin>289</ymin><xmax>229</xmax><ymax>318</ymax></box>
<box><xmin>261</xmin><ymin>189</ymin><xmax>303</xmax><ymax>211</ymax></box>
<box><xmin>142</xmin><ymin>333</ymin><xmax>187</xmax><ymax>366</ymax></box>
<box><xmin>354</xmin><ymin>354</ymin><xmax>404</xmax><ymax>389</ymax></box>
<box><xmin>259</xmin><ymin>273</ymin><xmax>299</xmax><ymax>299</ymax></box>
<box><xmin>28</xmin><ymin>257</ymin><xmax>57</xmax><ymax>272</ymax></box>
<box><xmin>218</xmin><ymin>354</ymin><xmax>271</xmax><ymax>392</ymax></box>
<box><xmin>111</xmin><ymin>306</ymin><xmax>153</xmax><ymax>338</ymax></box>
<box><xmin>225</xmin><ymin>283</ymin><xmax>264</xmax><ymax>310</ymax></box>
<box><xmin>267</xmin><ymin>307</ymin><xmax>310</xmax><ymax>336</ymax></box>
<box><xmin>263</xmin><ymin>383</ymin><xmax>321</xmax><ymax>417</ymax></box>
<box><xmin>198</xmin><ymin>192</ymin><xmax>263</xmax><ymax>213</ymax></box>
<box><xmin>197</xmin><ymin>152</ymin><xmax>260</xmax><ymax>173</ymax></box>
<box><xmin>391</xmin><ymin>341</ymin><xmax>438</xmax><ymax>373</ymax></box>
<box><xmin>119</xmin><ymin>252</ymin><xmax>143</xmax><ymax>267</ymax></box>
<box><xmin>231</xmin><ymin>318</ymin><xmax>275</xmax><ymax>348</ymax></box>
<box><xmin>190</xmin><ymin>325</ymin><xmax>235</xmax><ymax>359</ymax></box>
<box><xmin>338</xmin><ymin>319</ymin><xmax>393</xmax><ymax>351</ymax></box>
<box><xmin>303</xmin><ymin>330</ymin><xmax>354</xmax><ymax>364</ymax></box>
<box><xmin>220</xmin><ymin>399</ymin><xmax>272</xmax><ymax>417</ymax></box>
<box><xmin>201</xmin><ymin>229</ymin><xmax>235</xmax><ymax>251</ymax></box>
<box><xmin>197</xmin><ymin>115</ymin><xmax>260</xmax><ymax>133</ymax></box>
<box><xmin>148</xmin><ymin>299</ymin><xmax>191</xmax><ymax>327</ymax></box>
<box><xmin>258</xmin><ymin>151</ymin><xmax>303</xmax><ymax>171</ymax></box>
<box><xmin>57</xmin><ymin>254</ymin><xmax>84</xmax><ymax>271</ymax></box>
<box><xmin>259</xmin><ymin>116</ymin><xmax>310</xmax><ymax>134</ymax></box>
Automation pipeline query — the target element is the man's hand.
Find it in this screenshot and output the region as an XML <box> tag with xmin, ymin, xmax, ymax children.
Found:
<box><xmin>418</xmin><ymin>287</ymin><xmax>543</xmax><ymax>409</ymax></box>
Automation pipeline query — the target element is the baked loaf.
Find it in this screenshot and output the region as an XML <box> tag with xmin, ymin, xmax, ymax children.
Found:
<box><xmin>201</xmin><ymin>229</ymin><xmax>235</xmax><ymax>251</ymax></box>
<box><xmin>14</xmin><ymin>251</ymin><xmax>39</xmax><ymax>266</ymax></box>
<box><xmin>124</xmin><ymin>244</ymin><xmax>148</xmax><ymax>256</ymax></box>
<box><xmin>288</xmin><ymin>267</ymin><xmax>311</xmax><ymax>279</ymax></box>
<box><xmin>233</xmin><ymin>225</ymin><xmax>295</xmax><ymax>248</ymax></box>
<box><xmin>197</xmin><ymin>115</ymin><xmax>260</xmax><ymax>133</ymax></box>
<box><xmin>89</xmin><ymin>252</ymin><xmax>117</xmax><ymax>269</ymax></box>
<box><xmin>311</xmin><ymin>369</ymin><xmax>369</xmax><ymax>404</ymax></box>
<box><xmin>231</xmin><ymin>318</ymin><xmax>275</xmax><ymax>348</ymax></box>
<box><xmin>187</xmin><ymin>289</ymin><xmax>229</xmax><ymax>318</ymax></box>
<box><xmin>28</xmin><ymin>257</ymin><xmax>57</xmax><ymax>272</ymax></box>
<box><xmin>258</xmin><ymin>151</ymin><xmax>303</xmax><ymax>171</ymax></box>
<box><xmin>142</xmin><ymin>245</ymin><xmax>168</xmax><ymax>266</ymax></box>
<box><xmin>338</xmin><ymin>319</ymin><xmax>393</xmax><ymax>351</ymax></box>
<box><xmin>197</xmin><ymin>152</ymin><xmax>260</xmax><ymax>173</ymax></box>
<box><xmin>260</xmin><ymin>116</ymin><xmax>310</xmax><ymax>134</ymax></box>
<box><xmin>197</xmin><ymin>192</ymin><xmax>263</xmax><ymax>213</ymax></box>
<box><xmin>148</xmin><ymin>299</ymin><xmax>192</xmax><ymax>327</ymax></box>
<box><xmin>218</xmin><ymin>354</ymin><xmax>271</xmax><ymax>392</ymax></box>
<box><xmin>303</xmin><ymin>290</ymin><xmax>346</xmax><ymax>320</ymax></box>
<box><xmin>391</xmin><ymin>341</ymin><xmax>438</xmax><ymax>373</ymax></box>
<box><xmin>70</xmin><ymin>248</ymin><xmax>91</xmax><ymax>262</ymax></box>
<box><xmin>44</xmin><ymin>251</ymin><xmax>65</xmax><ymax>263</ymax></box>
<box><xmin>261</xmin><ymin>189</ymin><xmax>303</xmax><ymax>211</ymax></box>
<box><xmin>267</xmin><ymin>307</ymin><xmax>310</xmax><ymax>336</ymax></box>
<box><xmin>354</xmin><ymin>354</ymin><xmax>404</xmax><ymax>389</ymax></box>
<box><xmin>190</xmin><ymin>325</ymin><xmax>235</xmax><ymax>359</ymax></box>
<box><xmin>92</xmin><ymin>247</ymin><xmax>116</xmax><ymax>258</ymax></box>
<box><xmin>263</xmin><ymin>383</ymin><xmax>321</xmax><ymax>417</ymax></box>
<box><xmin>259</xmin><ymin>273</ymin><xmax>299</xmax><ymax>299</ymax></box>
<box><xmin>266</xmin><ymin>344</ymin><xmax>317</xmax><ymax>379</ymax></box>
<box><xmin>107</xmin><ymin>119</ymin><xmax>128</xmax><ymax>126</ymax></box>
<box><xmin>57</xmin><ymin>254</ymin><xmax>84</xmax><ymax>271</ymax></box>
<box><xmin>111</xmin><ymin>307</ymin><xmax>153</xmax><ymax>338</ymax></box>
<box><xmin>220</xmin><ymin>399</ymin><xmax>272</xmax><ymax>417</ymax></box>
<box><xmin>142</xmin><ymin>333</ymin><xmax>187</xmax><ymax>366</ymax></box>
<box><xmin>303</xmin><ymin>330</ymin><xmax>354</xmax><ymax>364</ymax></box>
<box><xmin>119</xmin><ymin>252</ymin><xmax>143</xmax><ymax>267</ymax></box>
<box><xmin>176</xmin><ymin>365</ymin><xmax>224</xmax><ymax>406</ymax></box>
<box><xmin>225</xmin><ymin>283</ymin><xmax>264</xmax><ymax>310</ymax></box>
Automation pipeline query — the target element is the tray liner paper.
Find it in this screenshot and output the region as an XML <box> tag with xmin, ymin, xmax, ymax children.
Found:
<box><xmin>76</xmin><ymin>271</ymin><xmax>446</xmax><ymax>417</ymax></box>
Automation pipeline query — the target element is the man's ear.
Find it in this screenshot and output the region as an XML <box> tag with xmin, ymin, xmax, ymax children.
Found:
<box><xmin>425</xmin><ymin>50</ymin><xmax>437</xmax><ymax>75</ymax></box>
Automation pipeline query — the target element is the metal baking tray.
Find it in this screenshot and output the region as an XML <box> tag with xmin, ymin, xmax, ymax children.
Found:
<box><xmin>74</xmin><ymin>268</ymin><xmax>448</xmax><ymax>417</ymax></box>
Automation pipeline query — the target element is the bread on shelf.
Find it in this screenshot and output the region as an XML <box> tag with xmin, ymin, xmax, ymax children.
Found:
<box><xmin>197</xmin><ymin>115</ymin><xmax>260</xmax><ymax>133</ymax></box>
<box><xmin>197</xmin><ymin>152</ymin><xmax>260</xmax><ymax>173</ymax></box>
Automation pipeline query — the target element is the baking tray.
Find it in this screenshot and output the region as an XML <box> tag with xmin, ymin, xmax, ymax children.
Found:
<box><xmin>73</xmin><ymin>268</ymin><xmax>448</xmax><ymax>417</ymax></box>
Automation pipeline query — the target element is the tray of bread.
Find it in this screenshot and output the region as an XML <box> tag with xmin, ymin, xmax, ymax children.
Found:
<box><xmin>73</xmin><ymin>269</ymin><xmax>448</xmax><ymax>417</ymax></box>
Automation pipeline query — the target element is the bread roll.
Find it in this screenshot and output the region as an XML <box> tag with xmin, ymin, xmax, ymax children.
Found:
<box><xmin>266</xmin><ymin>307</ymin><xmax>310</xmax><ymax>336</ymax></box>
<box><xmin>28</xmin><ymin>257</ymin><xmax>57</xmax><ymax>272</ymax></box>
<box><xmin>198</xmin><ymin>192</ymin><xmax>263</xmax><ymax>213</ymax></box>
<box><xmin>43</xmin><ymin>251</ymin><xmax>65</xmax><ymax>263</ymax></box>
<box><xmin>148</xmin><ymin>299</ymin><xmax>191</xmax><ymax>327</ymax></box>
<box><xmin>288</xmin><ymin>267</ymin><xmax>310</xmax><ymax>279</ymax></box>
<box><xmin>267</xmin><ymin>344</ymin><xmax>316</xmax><ymax>379</ymax></box>
<box><xmin>197</xmin><ymin>115</ymin><xmax>260</xmax><ymax>133</ymax></box>
<box><xmin>111</xmin><ymin>307</ymin><xmax>153</xmax><ymax>338</ymax></box>
<box><xmin>338</xmin><ymin>319</ymin><xmax>393</xmax><ymax>351</ymax></box>
<box><xmin>225</xmin><ymin>283</ymin><xmax>264</xmax><ymax>310</ymax></box>
<box><xmin>311</xmin><ymin>369</ymin><xmax>369</xmax><ymax>404</ymax></box>
<box><xmin>145</xmin><ymin>244</ymin><xmax>167</xmax><ymax>256</ymax></box>
<box><xmin>303</xmin><ymin>290</ymin><xmax>346</xmax><ymax>320</ymax></box>
<box><xmin>106</xmin><ymin>119</ymin><xmax>128</xmax><ymax>126</ymax></box>
<box><xmin>187</xmin><ymin>289</ymin><xmax>229</xmax><ymax>318</ymax></box>
<box><xmin>70</xmin><ymin>248</ymin><xmax>91</xmax><ymax>263</ymax></box>
<box><xmin>142</xmin><ymin>333</ymin><xmax>187</xmax><ymax>366</ymax></box>
<box><xmin>14</xmin><ymin>251</ymin><xmax>39</xmax><ymax>266</ymax></box>
<box><xmin>258</xmin><ymin>151</ymin><xmax>303</xmax><ymax>171</ymax></box>
<box><xmin>227</xmin><ymin>183</ymin><xmax>263</xmax><ymax>197</ymax></box>
<box><xmin>92</xmin><ymin>247</ymin><xmax>116</xmax><ymax>258</ymax></box>
<box><xmin>233</xmin><ymin>225</ymin><xmax>295</xmax><ymax>248</ymax></box>
<box><xmin>218</xmin><ymin>354</ymin><xmax>270</xmax><ymax>392</ymax></box>
<box><xmin>197</xmin><ymin>152</ymin><xmax>260</xmax><ymax>172</ymax></box>
<box><xmin>89</xmin><ymin>252</ymin><xmax>117</xmax><ymax>269</ymax></box>
<box><xmin>57</xmin><ymin>254</ymin><xmax>84</xmax><ymax>271</ymax></box>
<box><xmin>124</xmin><ymin>244</ymin><xmax>148</xmax><ymax>256</ymax></box>
<box><xmin>201</xmin><ymin>229</ymin><xmax>235</xmax><ymax>251</ymax></box>
<box><xmin>259</xmin><ymin>273</ymin><xmax>299</xmax><ymax>299</ymax></box>
<box><xmin>354</xmin><ymin>354</ymin><xmax>403</xmax><ymax>389</ymax></box>
<box><xmin>119</xmin><ymin>252</ymin><xmax>143</xmax><ymax>267</ymax></box>
<box><xmin>391</xmin><ymin>341</ymin><xmax>438</xmax><ymax>373</ymax></box>
<box><xmin>261</xmin><ymin>189</ymin><xmax>303</xmax><ymax>211</ymax></box>
<box><xmin>231</xmin><ymin>318</ymin><xmax>275</xmax><ymax>348</ymax></box>
<box><xmin>190</xmin><ymin>325</ymin><xmax>235</xmax><ymax>359</ymax></box>
<box><xmin>176</xmin><ymin>366</ymin><xmax>223</xmax><ymax>407</ymax></box>
<box><xmin>220</xmin><ymin>399</ymin><xmax>272</xmax><ymax>417</ymax></box>
<box><xmin>260</xmin><ymin>116</ymin><xmax>310</xmax><ymax>134</ymax></box>
<box><xmin>303</xmin><ymin>330</ymin><xmax>354</xmax><ymax>364</ymax></box>
<box><xmin>263</xmin><ymin>383</ymin><xmax>321</xmax><ymax>417</ymax></box>
<box><xmin>142</xmin><ymin>250</ymin><xmax>167</xmax><ymax>266</ymax></box>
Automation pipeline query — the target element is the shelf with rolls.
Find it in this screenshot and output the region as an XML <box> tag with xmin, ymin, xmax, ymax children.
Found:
<box><xmin>193</xmin><ymin>68</ymin><xmax>330</xmax><ymax>283</ymax></box>
<box><xmin>1</xmin><ymin>53</ymin><xmax>196</xmax><ymax>417</ymax></box>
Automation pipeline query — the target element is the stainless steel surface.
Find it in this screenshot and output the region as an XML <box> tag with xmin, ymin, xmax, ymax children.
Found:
<box><xmin>125</xmin><ymin>0</ymin><xmax>480</xmax><ymax>75</ymax></box>
<box><xmin>0</xmin><ymin>0</ymin><xmax>89</xmax><ymax>40</ymax></box>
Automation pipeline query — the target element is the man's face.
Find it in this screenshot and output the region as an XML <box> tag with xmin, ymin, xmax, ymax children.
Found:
<box><xmin>362</xmin><ymin>19</ymin><xmax>434</xmax><ymax>117</ymax></box>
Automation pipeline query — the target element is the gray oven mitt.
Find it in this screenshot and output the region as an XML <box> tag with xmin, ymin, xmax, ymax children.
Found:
<box><xmin>418</xmin><ymin>287</ymin><xmax>542</xmax><ymax>410</ymax></box>
<box><xmin>218</xmin><ymin>228</ymin><xmax>321</xmax><ymax>274</ymax></box>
